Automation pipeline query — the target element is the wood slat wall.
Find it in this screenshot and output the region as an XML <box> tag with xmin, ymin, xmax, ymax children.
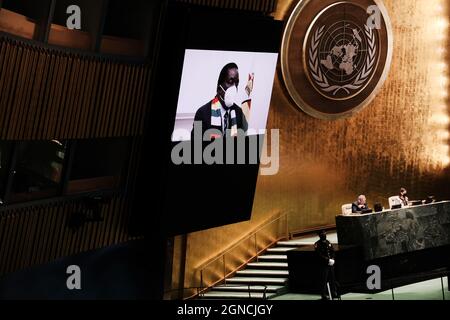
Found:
<box><xmin>0</xmin><ymin>34</ymin><xmax>151</xmax><ymax>140</ymax></box>
<box><xmin>0</xmin><ymin>136</ymin><xmax>144</xmax><ymax>277</ymax></box>
<box><xmin>0</xmin><ymin>196</ymin><xmax>134</xmax><ymax>275</ymax></box>
<box><xmin>175</xmin><ymin>0</ymin><xmax>278</xmax><ymax>13</ymax></box>
<box><xmin>0</xmin><ymin>33</ymin><xmax>149</xmax><ymax>276</ymax></box>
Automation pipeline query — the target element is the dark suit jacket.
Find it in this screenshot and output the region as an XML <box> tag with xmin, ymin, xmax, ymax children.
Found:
<box><xmin>352</xmin><ymin>202</ymin><xmax>368</xmax><ymax>213</ymax></box>
<box><xmin>191</xmin><ymin>101</ymin><xmax>248</xmax><ymax>139</ymax></box>
<box><xmin>314</xmin><ymin>239</ymin><xmax>335</xmax><ymax>267</ymax></box>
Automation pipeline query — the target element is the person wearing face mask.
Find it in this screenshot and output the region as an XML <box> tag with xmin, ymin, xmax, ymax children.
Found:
<box><xmin>314</xmin><ymin>230</ymin><xmax>339</xmax><ymax>300</ymax></box>
<box><xmin>397</xmin><ymin>187</ymin><xmax>409</xmax><ymax>207</ymax></box>
<box><xmin>191</xmin><ymin>63</ymin><xmax>250</xmax><ymax>139</ymax></box>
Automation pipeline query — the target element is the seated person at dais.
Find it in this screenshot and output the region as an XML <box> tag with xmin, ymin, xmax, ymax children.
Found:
<box><xmin>352</xmin><ymin>195</ymin><xmax>369</xmax><ymax>213</ymax></box>
<box><xmin>397</xmin><ymin>187</ymin><xmax>409</xmax><ymax>207</ymax></box>
<box><xmin>390</xmin><ymin>187</ymin><xmax>409</xmax><ymax>208</ymax></box>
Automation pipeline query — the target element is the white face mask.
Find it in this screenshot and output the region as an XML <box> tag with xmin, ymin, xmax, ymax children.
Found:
<box><xmin>220</xmin><ymin>85</ymin><xmax>238</xmax><ymax>108</ymax></box>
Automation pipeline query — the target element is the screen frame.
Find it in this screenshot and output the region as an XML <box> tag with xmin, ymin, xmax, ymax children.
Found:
<box><xmin>131</xmin><ymin>4</ymin><xmax>283</xmax><ymax>236</ymax></box>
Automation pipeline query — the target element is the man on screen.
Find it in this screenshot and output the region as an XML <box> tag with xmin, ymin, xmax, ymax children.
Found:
<box><xmin>191</xmin><ymin>63</ymin><xmax>252</xmax><ymax>139</ymax></box>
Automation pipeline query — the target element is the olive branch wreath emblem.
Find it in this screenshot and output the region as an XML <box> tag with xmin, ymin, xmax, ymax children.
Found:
<box><xmin>308</xmin><ymin>24</ymin><xmax>377</xmax><ymax>96</ymax></box>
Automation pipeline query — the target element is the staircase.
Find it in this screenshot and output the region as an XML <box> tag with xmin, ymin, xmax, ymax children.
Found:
<box><xmin>200</xmin><ymin>239</ymin><xmax>312</xmax><ymax>299</ymax></box>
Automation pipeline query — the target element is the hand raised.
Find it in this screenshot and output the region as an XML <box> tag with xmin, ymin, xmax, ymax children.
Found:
<box><xmin>245</xmin><ymin>73</ymin><xmax>254</xmax><ymax>97</ymax></box>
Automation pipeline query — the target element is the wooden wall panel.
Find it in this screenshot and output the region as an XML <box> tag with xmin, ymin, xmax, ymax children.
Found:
<box><xmin>0</xmin><ymin>3</ymin><xmax>154</xmax><ymax>278</ymax></box>
<box><xmin>0</xmin><ymin>136</ymin><xmax>144</xmax><ymax>277</ymax></box>
<box><xmin>0</xmin><ymin>34</ymin><xmax>151</xmax><ymax>140</ymax></box>
<box><xmin>0</xmin><ymin>8</ymin><xmax>147</xmax><ymax>56</ymax></box>
<box><xmin>175</xmin><ymin>0</ymin><xmax>278</xmax><ymax>13</ymax></box>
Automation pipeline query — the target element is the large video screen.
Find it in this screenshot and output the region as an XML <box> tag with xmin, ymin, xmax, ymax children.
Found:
<box><xmin>131</xmin><ymin>3</ymin><xmax>283</xmax><ymax>236</ymax></box>
<box><xmin>172</xmin><ymin>49</ymin><xmax>278</xmax><ymax>142</ymax></box>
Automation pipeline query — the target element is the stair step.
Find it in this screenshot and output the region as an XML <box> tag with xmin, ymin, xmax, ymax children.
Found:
<box><xmin>201</xmin><ymin>291</ymin><xmax>277</xmax><ymax>299</ymax></box>
<box><xmin>236</xmin><ymin>269</ymin><xmax>289</xmax><ymax>277</ymax></box>
<box><xmin>277</xmin><ymin>240</ymin><xmax>315</xmax><ymax>246</ymax></box>
<box><xmin>226</xmin><ymin>277</ymin><xmax>288</xmax><ymax>285</ymax></box>
<box><xmin>258</xmin><ymin>255</ymin><xmax>288</xmax><ymax>262</ymax></box>
<box><xmin>247</xmin><ymin>262</ymin><xmax>288</xmax><ymax>269</ymax></box>
<box><xmin>266</xmin><ymin>247</ymin><xmax>295</xmax><ymax>254</ymax></box>
<box><xmin>212</xmin><ymin>284</ymin><xmax>285</xmax><ymax>293</ymax></box>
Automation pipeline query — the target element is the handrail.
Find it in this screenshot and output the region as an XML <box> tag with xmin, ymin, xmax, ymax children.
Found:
<box><xmin>197</xmin><ymin>212</ymin><xmax>287</xmax><ymax>271</ymax></box>
<box><xmin>194</xmin><ymin>212</ymin><xmax>289</xmax><ymax>299</ymax></box>
<box><xmin>289</xmin><ymin>224</ymin><xmax>336</xmax><ymax>239</ymax></box>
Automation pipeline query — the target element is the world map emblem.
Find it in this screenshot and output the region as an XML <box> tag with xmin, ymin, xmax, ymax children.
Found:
<box><xmin>307</xmin><ymin>21</ymin><xmax>377</xmax><ymax>100</ymax></box>
<box><xmin>281</xmin><ymin>0</ymin><xmax>393</xmax><ymax>119</ymax></box>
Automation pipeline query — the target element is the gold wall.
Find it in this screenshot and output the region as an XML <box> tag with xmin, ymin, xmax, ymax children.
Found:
<box><xmin>171</xmin><ymin>0</ymin><xmax>450</xmax><ymax>298</ymax></box>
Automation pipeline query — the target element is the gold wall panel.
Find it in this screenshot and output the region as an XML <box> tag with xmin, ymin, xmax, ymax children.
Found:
<box><xmin>172</xmin><ymin>0</ymin><xmax>450</xmax><ymax>298</ymax></box>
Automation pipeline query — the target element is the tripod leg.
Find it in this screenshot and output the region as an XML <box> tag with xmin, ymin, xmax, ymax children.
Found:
<box><xmin>327</xmin><ymin>282</ymin><xmax>332</xmax><ymax>300</ymax></box>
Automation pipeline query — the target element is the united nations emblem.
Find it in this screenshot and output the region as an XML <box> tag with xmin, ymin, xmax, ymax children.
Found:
<box><xmin>281</xmin><ymin>0</ymin><xmax>393</xmax><ymax>119</ymax></box>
